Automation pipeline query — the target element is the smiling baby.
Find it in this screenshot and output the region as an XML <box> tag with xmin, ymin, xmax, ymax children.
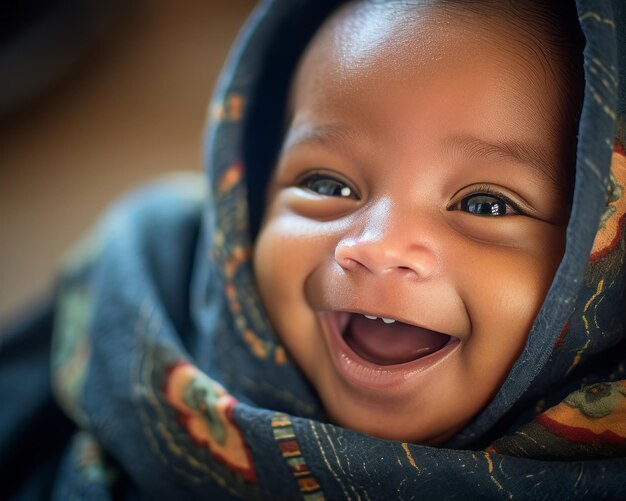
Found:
<box><xmin>254</xmin><ymin>0</ymin><xmax>584</xmax><ymax>445</ymax></box>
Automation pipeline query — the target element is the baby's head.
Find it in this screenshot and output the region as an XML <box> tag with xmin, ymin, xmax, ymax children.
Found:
<box><xmin>253</xmin><ymin>0</ymin><xmax>584</xmax><ymax>444</ymax></box>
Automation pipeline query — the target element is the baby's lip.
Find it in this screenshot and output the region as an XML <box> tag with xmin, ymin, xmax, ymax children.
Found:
<box><xmin>318</xmin><ymin>310</ymin><xmax>460</xmax><ymax>392</ymax></box>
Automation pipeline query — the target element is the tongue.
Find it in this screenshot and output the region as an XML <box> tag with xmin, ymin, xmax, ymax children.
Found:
<box><xmin>344</xmin><ymin>315</ymin><xmax>450</xmax><ymax>365</ymax></box>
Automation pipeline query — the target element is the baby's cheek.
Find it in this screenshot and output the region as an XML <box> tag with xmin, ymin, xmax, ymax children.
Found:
<box><xmin>253</xmin><ymin>217</ymin><xmax>329</xmax><ymax>381</ymax></box>
<box><xmin>253</xmin><ymin>215</ymin><xmax>321</xmax><ymax>317</ymax></box>
<box><xmin>455</xmin><ymin>233</ymin><xmax>563</xmax><ymax>358</ymax></box>
<box><xmin>253</xmin><ymin>223</ymin><xmax>293</xmax><ymax>306</ymax></box>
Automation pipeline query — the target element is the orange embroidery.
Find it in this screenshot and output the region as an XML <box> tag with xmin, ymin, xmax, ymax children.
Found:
<box><xmin>590</xmin><ymin>141</ymin><xmax>626</xmax><ymax>261</ymax></box>
<box><xmin>218</xmin><ymin>163</ymin><xmax>244</xmax><ymax>193</ymax></box>
<box><xmin>209</xmin><ymin>93</ymin><xmax>246</xmax><ymax>122</ymax></box>
<box><xmin>164</xmin><ymin>362</ymin><xmax>257</xmax><ymax>482</ymax></box>
<box><xmin>538</xmin><ymin>381</ymin><xmax>626</xmax><ymax>443</ymax></box>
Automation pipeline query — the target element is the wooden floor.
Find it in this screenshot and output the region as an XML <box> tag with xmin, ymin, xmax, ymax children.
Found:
<box><xmin>0</xmin><ymin>0</ymin><xmax>255</xmax><ymax>322</ymax></box>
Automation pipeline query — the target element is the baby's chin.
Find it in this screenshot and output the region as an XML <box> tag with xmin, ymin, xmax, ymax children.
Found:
<box><xmin>321</xmin><ymin>394</ymin><xmax>470</xmax><ymax>445</ymax></box>
<box><xmin>329</xmin><ymin>413</ymin><xmax>464</xmax><ymax>446</ymax></box>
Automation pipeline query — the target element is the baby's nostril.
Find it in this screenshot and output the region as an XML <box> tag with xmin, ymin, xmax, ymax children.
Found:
<box><xmin>336</xmin><ymin>256</ymin><xmax>360</xmax><ymax>271</ymax></box>
<box><xmin>394</xmin><ymin>265</ymin><xmax>426</xmax><ymax>280</ymax></box>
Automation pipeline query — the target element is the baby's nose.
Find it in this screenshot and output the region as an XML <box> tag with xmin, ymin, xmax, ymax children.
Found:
<box><xmin>335</xmin><ymin>238</ymin><xmax>438</xmax><ymax>279</ymax></box>
<box><xmin>334</xmin><ymin>205</ymin><xmax>439</xmax><ymax>280</ymax></box>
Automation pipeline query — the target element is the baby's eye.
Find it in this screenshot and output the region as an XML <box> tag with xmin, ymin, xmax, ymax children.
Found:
<box><xmin>299</xmin><ymin>173</ymin><xmax>357</xmax><ymax>199</ymax></box>
<box><xmin>459</xmin><ymin>193</ymin><xmax>518</xmax><ymax>216</ymax></box>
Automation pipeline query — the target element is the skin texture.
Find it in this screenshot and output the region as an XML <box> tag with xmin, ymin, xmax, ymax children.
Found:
<box><xmin>253</xmin><ymin>1</ymin><xmax>577</xmax><ymax>444</ymax></box>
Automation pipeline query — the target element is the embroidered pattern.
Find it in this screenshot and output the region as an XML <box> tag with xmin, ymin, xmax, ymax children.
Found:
<box><xmin>539</xmin><ymin>381</ymin><xmax>626</xmax><ymax>444</ymax></box>
<box><xmin>52</xmin><ymin>284</ymin><xmax>92</xmax><ymax>427</ymax></box>
<box><xmin>210</xmin><ymin>93</ymin><xmax>246</xmax><ymax>123</ymax></box>
<box><xmin>214</xmin><ymin>161</ymin><xmax>287</xmax><ymax>364</ymax></box>
<box><xmin>72</xmin><ymin>432</ymin><xmax>118</xmax><ymax>485</ymax></box>
<box><xmin>488</xmin><ymin>380</ymin><xmax>626</xmax><ymax>458</ymax></box>
<box><xmin>272</xmin><ymin>413</ymin><xmax>325</xmax><ymax>500</ymax></box>
<box><xmin>164</xmin><ymin>361</ymin><xmax>257</xmax><ymax>482</ymax></box>
<box><xmin>590</xmin><ymin>140</ymin><xmax>626</xmax><ymax>261</ymax></box>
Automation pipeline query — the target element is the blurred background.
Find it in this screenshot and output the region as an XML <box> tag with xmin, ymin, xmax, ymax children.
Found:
<box><xmin>0</xmin><ymin>0</ymin><xmax>256</xmax><ymax>323</ymax></box>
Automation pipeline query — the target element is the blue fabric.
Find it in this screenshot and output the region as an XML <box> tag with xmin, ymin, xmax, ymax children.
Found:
<box><xmin>1</xmin><ymin>0</ymin><xmax>625</xmax><ymax>499</ymax></box>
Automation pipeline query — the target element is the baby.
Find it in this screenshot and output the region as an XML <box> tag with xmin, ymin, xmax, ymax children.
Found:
<box><xmin>4</xmin><ymin>0</ymin><xmax>626</xmax><ymax>498</ymax></box>
<box><xmin>254</xmin><ymin>0</ymin><xmax>584</xmax><ymax>445</ymax></box>
<box><xmin>12</xmin><ymin>0</ymin><xmax>626</xmax><ymax>498</ymax></box>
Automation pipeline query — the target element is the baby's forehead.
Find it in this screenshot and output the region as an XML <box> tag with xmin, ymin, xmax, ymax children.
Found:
<box><xmin>305</xmin><ymin>0</ymin><xmax>574</xmax><ymax>68</ymax></box>
<box><xmin>291</xmin><ymin>1</ymin><xmax>560</xmax><ymax>119</ymax></box>
<box><xmin>284</xmin><ymin>0</ymin><xmax>582</xmax><ymax>192</ymax></box>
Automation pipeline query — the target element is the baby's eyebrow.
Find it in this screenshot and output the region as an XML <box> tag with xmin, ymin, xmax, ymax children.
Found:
<box><xmin>282</xmin><ymin>126</ymin><xmax>559</xmax><ymax>186</ymax></box>
<box><xmin>444</xmin><ymin>134</ymin><xmax>556</xmax><ymax>182</ymax></box>
<box><xmin>281</xmin><ymin>123</ymin><xmax>361</xmax><ymax>158</ymax></box>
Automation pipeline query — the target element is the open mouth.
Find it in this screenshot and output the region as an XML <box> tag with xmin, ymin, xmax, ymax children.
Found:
<box><xmin>320</xmin><ymin>311</ymin><xmax>460</xmax><ymax>391</ymax></box>
<box><xmin>338</xmin><ymin>312</ymin><xmax>451</xmax><ymax>366</ymax></box>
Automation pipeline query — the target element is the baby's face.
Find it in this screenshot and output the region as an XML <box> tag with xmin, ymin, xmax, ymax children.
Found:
<box><xmin>254</xmin><ymin>2</ymin><xmax>575</xmax><ymax>444</ymax></box>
